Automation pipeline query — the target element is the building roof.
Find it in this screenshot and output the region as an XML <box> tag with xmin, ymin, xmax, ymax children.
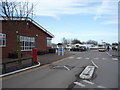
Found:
<box><xmin>0</xmin><ymin>17</ymin><xmax>54</xmax><ymax>38</ymax></box>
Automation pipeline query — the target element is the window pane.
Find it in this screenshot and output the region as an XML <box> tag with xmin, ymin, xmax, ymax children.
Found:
<box><xmin>0</xmin><ymin>33</ymin><xmax>6</xmax><ymax>47</ymax></box>
<box><xmin>20</xmin><ymin>36</ymin><xmax>35</xmax><ymax>51</ymax></box>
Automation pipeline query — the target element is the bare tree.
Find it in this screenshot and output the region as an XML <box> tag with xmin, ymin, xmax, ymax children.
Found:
<box><xmin>0</xmin><ymin>0</ymin><xmax>34</xmax><ymax>58</ymax></box>
<box><xmin>61</xmin><ymin>37</ymin><xmax>71</xmax><ymax>45</ymax></box>
<box><xmin>0</xmin><ymin>0</ymin><xmax>34</xmax><ymax>20</ymax></box>
<box><xmin>71</xmin><ymin>39</ymin><xmax>81</xmax><ymax>44</ymax></box>
<box><xmin>87</xmin><ymin>40</ymin><xmax>98</xmax><ymax>45</ymax></box>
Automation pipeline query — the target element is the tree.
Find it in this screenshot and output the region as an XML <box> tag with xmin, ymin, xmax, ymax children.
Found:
<box><xmin>0</xmin><ymin>0</ymin><xmax>34</xmax><ymax>20</ymax></box>
<box><xmin>87</xmin><ymin>40</ymin><xmax>98</xmax><ymax>45</ymax></box>
<box><xmin>71</xmin><ymin>39</ymin><xmax>81</xmax><ymax>44</ymax></box>
<box><xmin>61</xmin><ymin>37</ymin><xmax>70</xmax><ymax>45</ymax></box>
<box><xmin>0</xmin><ymin>0</ymin><xmax>34</xmax><ymax>58</ymax></box>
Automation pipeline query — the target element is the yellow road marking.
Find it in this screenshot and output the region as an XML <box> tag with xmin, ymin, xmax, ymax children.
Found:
<box><xmin>0</xmin><ymin>55</ymin><xmax>75</xmax><ymax>80</ymax></box>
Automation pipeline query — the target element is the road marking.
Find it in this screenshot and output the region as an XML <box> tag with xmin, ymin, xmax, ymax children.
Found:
<box><xmin>82</xmin><ymin>80</ymin><xmax>94</xmax><ymax>85</ymax></box>
<box><xmin>97</xmin><ymin>85</ymin><xmax>106</xmax><ymax>88</ymax></box>
<box><xmin>68</xmin><ymin>57</ymin><xmax>74</xmax><ymax>59</ymax></box>
<box><xmin>91</xmin><ymin>60</ymin><xmax>99</xmax><ymax>68</ymax></box>
<box><xmin>112</xmin><ymin>58</ymin><xmax>118</xmax><ymax>61</ymax></box>
<box><xmin>76</xmin><ymin>57</ymin><xmax>82</xmax><ymax>59</ymax></box>
<box><xmin>63</xmin><ymin>66</ymin><xmax>70</xmax><ymax>70</ymax></box>
<box><xmin>102</xmin><ymin>58</ymin><xmax>107</xmax><ymax>60</ymax></box>
<box><xmin>74</xmin><ymin>82</ymin><xmax>86</xmax><ymax>87</ymax></box>
<box><xmin>106</xmin><ymin>52</ymin><xmax>112</xmax><ymax>56</ymax></box>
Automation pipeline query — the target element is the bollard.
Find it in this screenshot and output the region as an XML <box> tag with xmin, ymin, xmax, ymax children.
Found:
<box><xmin>32</xmin><ymin>48</ymin><xmax>37</xmax><ymax>64</ymax></box>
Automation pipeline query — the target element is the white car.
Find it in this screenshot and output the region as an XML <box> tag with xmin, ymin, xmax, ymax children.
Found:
<box><xmin>98</xmin><ymin>48</ymin><xmax>106</xmax><ymax>52</ymax></box>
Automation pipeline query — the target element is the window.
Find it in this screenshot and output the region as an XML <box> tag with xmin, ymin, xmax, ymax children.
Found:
<box><xmin>0</xmin><ymin>33</ymin><xmax>6</xmax><ymax>47</ymax></box>
<box><xmin>47</xmin><ymin>37</ymin><xmax>52</xmax><ymax>47</ymax></box>
<box><xmin>20</xmin><ymin>36</ymin><xmax>35</xmax><ymax>51</ymax></box>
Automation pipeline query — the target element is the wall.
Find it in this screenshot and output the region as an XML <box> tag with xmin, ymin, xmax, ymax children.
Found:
<box><xmin>0</xmin><ymin>20</ymin><xmax>52</xmax><ymax>58</ymax></box>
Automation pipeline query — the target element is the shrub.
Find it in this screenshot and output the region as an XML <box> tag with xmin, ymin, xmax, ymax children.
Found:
<box><xmin>49</xmin><ymin>48</ymin><xmax>56</xmax><ymax>53</ymax></box>
<box><xmin>8</xmin><ymin>52</ymin><xmax>23</xmax><ymax>58</ymax></box>
<box><xmin>37</xmin><ymin>50</ymin><xmax>48</xmax><ymax>55</ymax></box>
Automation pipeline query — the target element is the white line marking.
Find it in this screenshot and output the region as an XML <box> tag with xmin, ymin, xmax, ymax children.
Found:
<box><xmin>97</xmin><ymin>85</ymin><xmax>106</xmax><ymax>88</ymax></box>
<box><xmin>82</xmin><ymin>80</ymin><xmax>94</xmax><ymax>85</ymax></box>
<box><xmin>0</xmin><ymin>62</ymin><xmax>40</xmax><ymax>78</ymax></box>
<box><xmin>63</xmin><ymin>66</ymin><xmax>70</xmax><ymax>70</ymax></box>
<box><xmin>102</xmin><ymin>58</ymin><xmax>107</xmax><ymax>60</ymax></box>
<box><xmin>76</xmin><ymin>57</ymin><xmax>82</xmax><ymax>59</ymax></box>
<box><xmin>91</xmin><ymin>60</ymin><xmax>99</xmax><ymax>68</ymax></box>
<box><xmin>106</xmin><ymin>52</ymin><xmax>112</xmax><ymax>56</ymax></box>
<box><xmin>74</xmin><ymin>82</ymin><xmax>86</xmax><ymax>87</ymax></box>
<box><xmin>69</xmin><ymin>57</ymin><xmax>74</xmax><ymax>59</ymax></box>
<box><xmin>112</xmin><ymin>58</ymin><xmax>118</xmax><ymax>61</ymax></box>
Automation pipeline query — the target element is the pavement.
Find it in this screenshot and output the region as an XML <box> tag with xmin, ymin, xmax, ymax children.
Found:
<box><xmin>37</xmin><ymin>51</ymin><xmax>77</xmax><ymax>65</ymax></box>
<box><xmin>107</xmin><ymin>49</ymin><xmax>119</xmax><ymax>57</ymax></box>
<box><xmin>0</xmin><ymin>51</ymin><xmax>77</xmax><ymax>74</ymax></box>
<box><xmin>2</xmin><ymin>50</ymin><xmax>118</xmax><ymax>88</ymax></box>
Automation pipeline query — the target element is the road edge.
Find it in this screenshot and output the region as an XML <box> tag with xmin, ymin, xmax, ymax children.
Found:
<box><xmin>0</xmin><ymin>62</ymin><xmax>40</xmax><ymax>78</ymax></box>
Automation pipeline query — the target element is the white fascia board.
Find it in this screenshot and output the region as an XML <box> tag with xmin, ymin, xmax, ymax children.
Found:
<box><xmin>0</xmin><ymin>17</ymin><xmax>54</xmax><ymax>38</ymax></box>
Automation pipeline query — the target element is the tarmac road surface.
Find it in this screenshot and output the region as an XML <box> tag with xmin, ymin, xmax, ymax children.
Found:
<box><xmin>1</xmin><ymin>50</ymin><xmax>118</xmax><ymax>88</ymax></box>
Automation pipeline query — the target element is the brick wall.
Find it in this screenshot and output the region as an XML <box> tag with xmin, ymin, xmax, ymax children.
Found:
<box><xmin>0</xmin><ymin>20</ymin><xmax>52</xmax><ymax>58</ymax></box>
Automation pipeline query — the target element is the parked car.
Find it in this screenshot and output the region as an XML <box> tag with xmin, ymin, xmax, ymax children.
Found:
<box><xmin>70</xmin><ymin>47</ymin><xmax>80</xmax><ymax>51</ymax></box>
<box><xmin>70</xmin><ymin>46</ymin><xmax>87</xmax><ymax>52</ymax></box>
<box><xmin>79</xmin><ymin>46</ymin><xmax>87</xmax><ymax>51</ymax></box>
<box><xmin>112</xmin><ymin>43</ymin><xmax>118</xmax><ymax>51</ymax></box>
<box><xmin>98</xmin><ymin>48</ymin><xmax>106</xmax><ymax>52</ymax></box>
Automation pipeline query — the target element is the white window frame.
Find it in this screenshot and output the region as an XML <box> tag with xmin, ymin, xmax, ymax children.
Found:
<box><xmin>20</xmin><ymin>36</ymin><xmax>35</xmax><ymax>51</ymax></box>
<box><xmin>47</xmin><ymin>37</ymin><xmax>52</xmax><ymax>47</ymax></box>
<box><xmin>0</xmin><ymin>33</ymin><xmax>6</xmax><ymax>47</ymax></box>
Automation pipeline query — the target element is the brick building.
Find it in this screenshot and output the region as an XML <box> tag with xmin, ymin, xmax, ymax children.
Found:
<box><xmin>0</xmin><ymin>17</ymin><xmax>54</xmax><ymax>58</ymax></box>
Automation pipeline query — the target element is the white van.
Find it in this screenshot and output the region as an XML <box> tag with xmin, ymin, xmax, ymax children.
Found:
<box><xmin>98</xmin><ymin>44</ymin><xmax>106</xmax><ymax>52</ymax></box>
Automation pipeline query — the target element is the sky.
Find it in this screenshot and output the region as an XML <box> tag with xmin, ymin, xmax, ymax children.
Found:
<box><xmin>14</xmin><ymin>0</ymin><xmax>118</xmax><ymax>44</ymax></box>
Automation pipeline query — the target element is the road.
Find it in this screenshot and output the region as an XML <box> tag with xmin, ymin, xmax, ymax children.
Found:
<box><xmin>2</xmin><ymin>50</ymin><xmax>118</xmax><ymax>89</ymax></box>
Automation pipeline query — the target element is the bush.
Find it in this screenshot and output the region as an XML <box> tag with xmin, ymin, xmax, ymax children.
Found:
<box><xmin>8</xmin><ymin>52</ymin><xmax>22</xmax><ymax>58</ymax></box>
<box><xmin>37</xmin><ymin>50</ymin><xmax>48</xmax><ymax>55</ymax></box>
<box><xmin>49</xmin><ymin>48</ymin><xmax>56</xmax><ymax>53</ymax></box>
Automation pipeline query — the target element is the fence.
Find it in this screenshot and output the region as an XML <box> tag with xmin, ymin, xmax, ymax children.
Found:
<box><xmin>0</xmin><ymin>57</ymin><xmax>34</xmax><ymax>73</ymax></box>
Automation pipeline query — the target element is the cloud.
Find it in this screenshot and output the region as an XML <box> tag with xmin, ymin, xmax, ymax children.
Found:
<box><xmin>94</xmin><ymin>0</ymin><xmax>118</xmax><ymax>24</ymax></box>
<box><xmin>5</xmin><ymin>0</ymin><xmax>118</xmax><ymax>24</ymax></box>
<box><xmin>53</xmin><ymin>32</ymin><xmax>117</xmax><ymax>38</ymax></box>
<box><xmin>101</xmin><ymin>20</ymin><xmax>118</xmax><ymax>24</ymax></box>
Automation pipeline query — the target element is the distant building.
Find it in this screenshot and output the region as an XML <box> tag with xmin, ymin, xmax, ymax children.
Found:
<box><xmin>0</xmin><ymin>17</ymin><xmax>54</xmax><ymax>58</ymax></box>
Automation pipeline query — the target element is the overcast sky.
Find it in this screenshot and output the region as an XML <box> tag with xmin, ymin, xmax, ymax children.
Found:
<box><xmin>14</xmin><ymin>0</ymin><xmax>118</xmax><ymax>44</ymax></box>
